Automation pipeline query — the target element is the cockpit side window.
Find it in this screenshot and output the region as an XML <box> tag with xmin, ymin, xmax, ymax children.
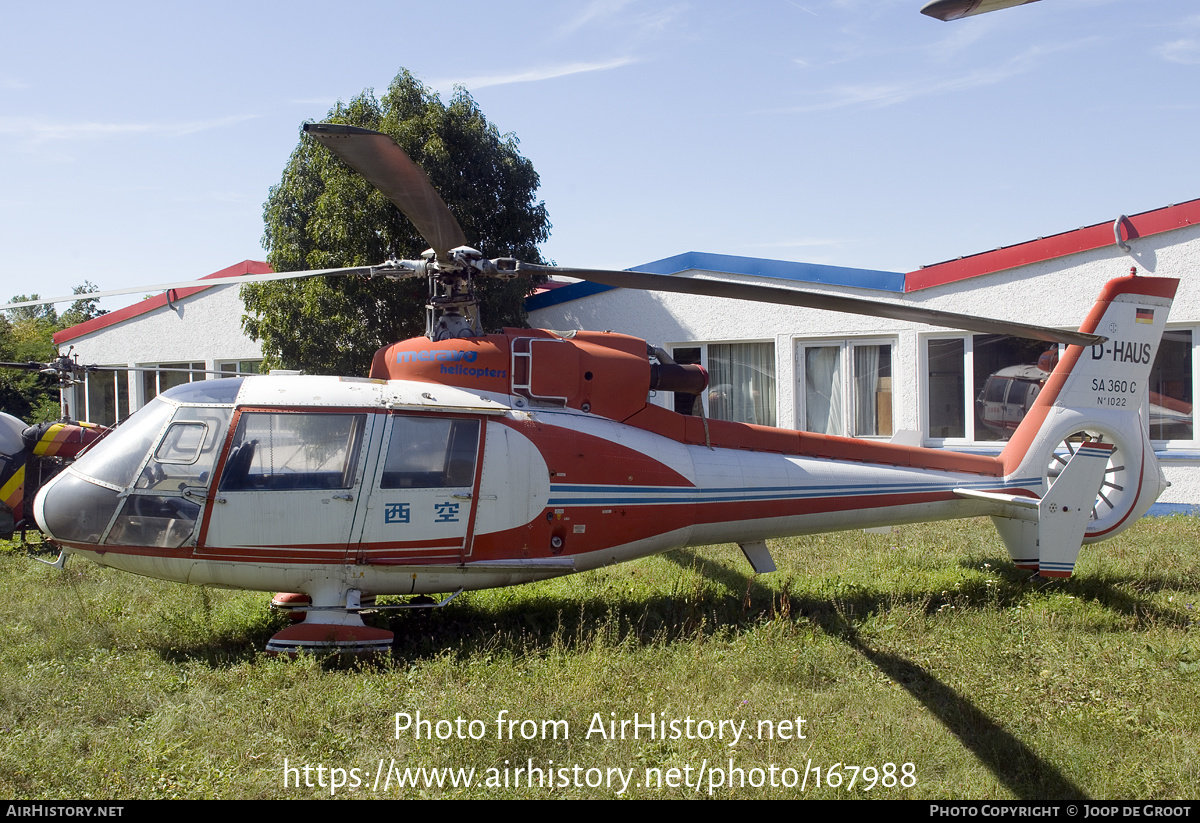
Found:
<box><xmin>135</xmin><ymin>408</ymin><xmax>232</xmax><ymax>492</ymax></box>
<box><xmin>218</xmin><ymin>412</ymin><xmax>367</xmax><ymax>491</ymax></box>
<box><xmin>154</xmin><ymin>423</ymin><xmax>207</xmax><ymax>464</ymax></box>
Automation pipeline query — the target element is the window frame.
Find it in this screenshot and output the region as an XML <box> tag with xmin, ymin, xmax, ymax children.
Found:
<box><xmin>919</xmin><ymin>326</ymin><xmax>1199</xmax><ymax>450</ymax></box>
<box><xmin>1148</xmin><ymin>325</ymin><xmax>1197</xmax><ymax>450</ymax></box>
<box><xmin>794</xmin><ymin>336</ymin><xmax>896</xmax><ymax>438</ymax></box>
<box><xmin>665</xmin><ymin>339</ymin><xmax>777</xmax><ymax>427</ymax></box>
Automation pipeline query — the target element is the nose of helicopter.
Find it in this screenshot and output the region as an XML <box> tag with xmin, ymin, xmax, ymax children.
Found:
<box><xmin>33</xmin><ymin>462</ymin><xmax>122</xmax><ymax>545</ymax></box>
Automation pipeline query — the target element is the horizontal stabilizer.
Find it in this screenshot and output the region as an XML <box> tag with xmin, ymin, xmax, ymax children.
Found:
<box><xmin>954</xmin><ymin>488</ymin><xmax>1039</xmax><ymax>521</ymax></box>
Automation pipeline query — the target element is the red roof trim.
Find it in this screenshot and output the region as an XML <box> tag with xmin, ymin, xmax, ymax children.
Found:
<box><xmin>53</xmin><ymin>260</ymin><xmax>273</xmax><ymax>344</ymax></box>
<box><xmin>905</xmin><ymin>198</ymin><xmax>1200</xmax><ymax>292</ymax></box>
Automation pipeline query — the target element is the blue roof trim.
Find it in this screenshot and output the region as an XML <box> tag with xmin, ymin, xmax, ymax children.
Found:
<box><xmin>525</xmin><ymin>280</ymin><xmax>613</xmax><ymax>311</ymax></box>
<box><xmin>524</xmin><ymin>251</ymin><xmax>904</xmax><ymax>311</ymax></box>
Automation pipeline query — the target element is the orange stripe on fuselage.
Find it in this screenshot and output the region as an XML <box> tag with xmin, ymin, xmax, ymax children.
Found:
<box><xmin>32</xmin><ymin>423</ymin><xmax>70</xmax><ymax>457</ymax></box>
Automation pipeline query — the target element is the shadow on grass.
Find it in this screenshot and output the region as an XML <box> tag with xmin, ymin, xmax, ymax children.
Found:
<box><xmin>674</xmin><ymin>550</ymin><xmax>1091</xmax><ymax>800</ymax></box>
<box><xmin>954</xmin><ymin>556</ymin><xmax>1195</xmax><ymax>630</ymax></box>
<box><xmin>803</xmin><ymin>603</ymin><xmax>1087</xmax><ymax>800</ymax></box>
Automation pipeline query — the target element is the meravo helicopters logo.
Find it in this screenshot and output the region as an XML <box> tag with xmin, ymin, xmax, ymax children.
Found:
<box><xmin>397</xmin><ymin>349</ymin><xmax>479</xmax><ymax>363</ymax></box>
<box><xmin>397</xmin><ymin>349</ymin><xmax>507</xmax><ymax>380</ymax></box>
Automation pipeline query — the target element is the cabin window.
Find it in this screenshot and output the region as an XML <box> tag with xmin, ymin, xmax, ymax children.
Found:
<box><xmin>218</xmin><ymin>412</ymin><xmax>366</xmax><ymax>491</ymax></box>
<box><xmin>153</xmin><ymin>422</ymin><xmax>207</xmax><ymax>465</ymax></box>
<box><xmin>380</xmin><ymin>417</ymin><xmax>479</xmax><ymax>489</ymax></box>
<box><xmin>70</xmin><ymin>397</ymin><xmax>175</xmax><ymax>488</ymax></box>
<box><xmin>795</xmin><ymin>340</ymin><xmax>893</xmax><ymax>437</ymax></box>
<box><xmin>136</xmin><ymin>407</ymin><xmax>233</xmax><ymax>491</ymax></box>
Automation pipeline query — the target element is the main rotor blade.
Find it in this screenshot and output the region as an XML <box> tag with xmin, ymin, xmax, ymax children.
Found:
<box><xmin>304</xmin><ymin>124</ymin><xmax>468</xmax><ymax>262</ymax></box>
<box><xmin>518</xmin><ymin>264</ymin><xmax>1105</xmax><ymax>346</ymax></box>
<box><xmin>0</xmin><ymin>266</ymin><xmax>379</xmax><ymax>312</ymax></box>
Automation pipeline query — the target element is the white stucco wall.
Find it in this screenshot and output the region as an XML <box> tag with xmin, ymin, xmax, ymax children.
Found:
<box><xmin>60</xmin><ymin>284</ymin><xmax>261</xmax><ymax>367</ymax></box>
<box><xmin>56</xmin><ymin>282</ymin><xmax>265</xmax><ymax>420</ymax></box>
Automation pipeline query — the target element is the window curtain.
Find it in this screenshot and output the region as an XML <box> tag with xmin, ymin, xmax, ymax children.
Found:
<box><xmin>804</xmin><ymin>346</ymin><xmax>843</xmax><ymax>435</ymax></box>
<box><xmin>853</xmin><ymin>345</ymin><xmax>879</xmax><ymax>436</ymax></box>
<box><xmin>709</xmin><ymin>342</ymin><xmax>776</xmax><ymax>427</ymax></box>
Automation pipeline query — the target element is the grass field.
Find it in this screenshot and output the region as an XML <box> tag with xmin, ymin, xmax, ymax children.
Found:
<box><xmin>1</xmin><ymin>515</ymin><xmax>1197</xmax><ymax>799</ymax></box>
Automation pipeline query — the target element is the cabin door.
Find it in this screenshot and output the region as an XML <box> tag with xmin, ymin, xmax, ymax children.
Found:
<box><xmin>352</xmin><ymin>414</ymin><xmax>482</xmax><ymax>565</ymax></box>
<box><xmin>198</xmin><ymin>410</ymin><xmax>374</xmax><ymax>560</ymax></box>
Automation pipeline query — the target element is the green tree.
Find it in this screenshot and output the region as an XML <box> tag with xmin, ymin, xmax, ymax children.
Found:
<box><xmin>0</xmin><ymin>298</ymin><xmax>61</xmax><ymax>422</ymax></box>
<box><xmin>0</xmin><ymin>283</ymin><xmax>110</xmax><ymax>422</ymax></box>
<box><xmin>244</xmin><ymin>69</ymin><xmax>551</xmax><ymax>375</ymax></box>
<box><xmin>60</xmin><ymin>281</ymin><xmax>109</xmax><ymax>328</ymax></box>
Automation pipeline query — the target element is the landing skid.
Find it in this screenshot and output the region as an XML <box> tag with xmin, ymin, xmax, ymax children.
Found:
<box><xmin>265</xmin><ymin>588</ymin><xmax>463</xmax><ymax>655</ymax></box>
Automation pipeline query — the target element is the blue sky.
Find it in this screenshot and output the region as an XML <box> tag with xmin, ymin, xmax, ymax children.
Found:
<box><xmin>2</xmin><ymin>0</ymin><xmax>1198</xmax><ymax>310</ymax></box>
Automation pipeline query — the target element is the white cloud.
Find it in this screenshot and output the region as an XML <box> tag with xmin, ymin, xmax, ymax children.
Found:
<box><xmin>1157</xmin><ymin>38</ymin><xmax>1200</xmax><ymax>65</ymax></box>
<box><xmin>778</xmin><ymin>38</ymin><xmax>1101</xmax><ymax>113</ymax></box>
<box><xmin>0</xmin><ymin>114</ymin><xmax>258</xmax><ymax>143</ymax></box>
<box><xmin>433</xmin><ymin>58</ymin><xmax>639</xmax><ymax>91</ymax></box>
<box><xmin>743</xmin><ymin>237</ymin><xmax>849</xmax><ymax>250</ymax></box>
<box><xmin>558</xmin><ymin>0</ymin><xmax>639</xmax><ymax>37</ymax></box>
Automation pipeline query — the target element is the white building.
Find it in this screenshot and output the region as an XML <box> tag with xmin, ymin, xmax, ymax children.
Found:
<box><xmin>56</xmin><ymin>201</ymin><xmax>1200</xmax><ymax>512</ymax></box>
<box><xmin>54</xmin><ymin>260</ymin><xmax>270</xmax><ymax>424</ymax></box>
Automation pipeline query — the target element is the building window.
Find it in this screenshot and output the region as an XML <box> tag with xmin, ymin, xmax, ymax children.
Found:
<box><xmin>1149</xmin><ymin>329</ymin><xmax>1193</xmax><ymax>442</ymax></box>
<box><xmin>927</xmin><ymin>338</ymin><xmax>965</xmax><ymax>438</ymax></box>
<box><xmin>219</xmin><ymin>360</ymin><xmax>264</xmax><ymax>376</ymax></box>
<box><xmin>796</xmin><ymin>340</ymin><xmax>893</xmax><ymax>437</ymax></box>
<box><xmin>142</xmin><ymin>362</ymin><xmax>207</xmax><ymax>403</ymax></box>
<box><xmin>667</xmin><ymin>342</ymin><xmax>776</xmax><ymax>426</ymax></box>
<box><xmin>669</xmin><ymin>347</ymin><xmax>702</xmax><ymax>415</ymax></box>
<box><xmin>81</xmin><ymin>370</ymin><xmax>130</xmax><ymax>425</ymax></box>
<box><xmin>923</xmin><ymin>331</ymin><xmax>1195</xmax><ymax>445</ymax></box>
<box><xmin>926</xmin><ymin>335</ymin><xmax>1054</xmax><ymax>443</ymax></box>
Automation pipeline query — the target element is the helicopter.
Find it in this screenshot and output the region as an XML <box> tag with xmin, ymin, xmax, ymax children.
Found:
<box><xmin>7</xmin><ymin>124</ymin><xmax>1176</xmax><ymax>654</ymax></box>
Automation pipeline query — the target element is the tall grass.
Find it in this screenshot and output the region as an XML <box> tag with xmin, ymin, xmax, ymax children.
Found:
<box><xmin>1</xmin><ymin>516</ymin><xmax>1197</xmax><ymax>798</ymax></box>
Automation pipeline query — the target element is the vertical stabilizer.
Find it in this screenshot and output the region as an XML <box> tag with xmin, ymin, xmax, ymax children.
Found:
<box><xmin>990</xmin><ymin>271</ymin><xmax>1177</xmax><ymax>575</ymax></box>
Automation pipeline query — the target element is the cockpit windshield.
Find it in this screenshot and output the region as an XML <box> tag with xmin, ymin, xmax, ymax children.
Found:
<box><xmin>69</xmin><ymin>398</ymin><xmax>174</xmax><ymax>488</ymax></box>
<box><xmin>38</xmin><ymin>382</ymin><xmax>240</xmax><ymax>548</ymax></box>
<box><xmin>159</xmin><ymin>377</ymin><xmax>243</xmax><ymax>405</ymax></box>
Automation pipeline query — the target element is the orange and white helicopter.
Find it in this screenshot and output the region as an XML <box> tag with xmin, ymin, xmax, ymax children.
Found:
<box><xmin>8</xmin><ymin>124</ymin><xmax>1176</xmax><ymax>654</ymax></box>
